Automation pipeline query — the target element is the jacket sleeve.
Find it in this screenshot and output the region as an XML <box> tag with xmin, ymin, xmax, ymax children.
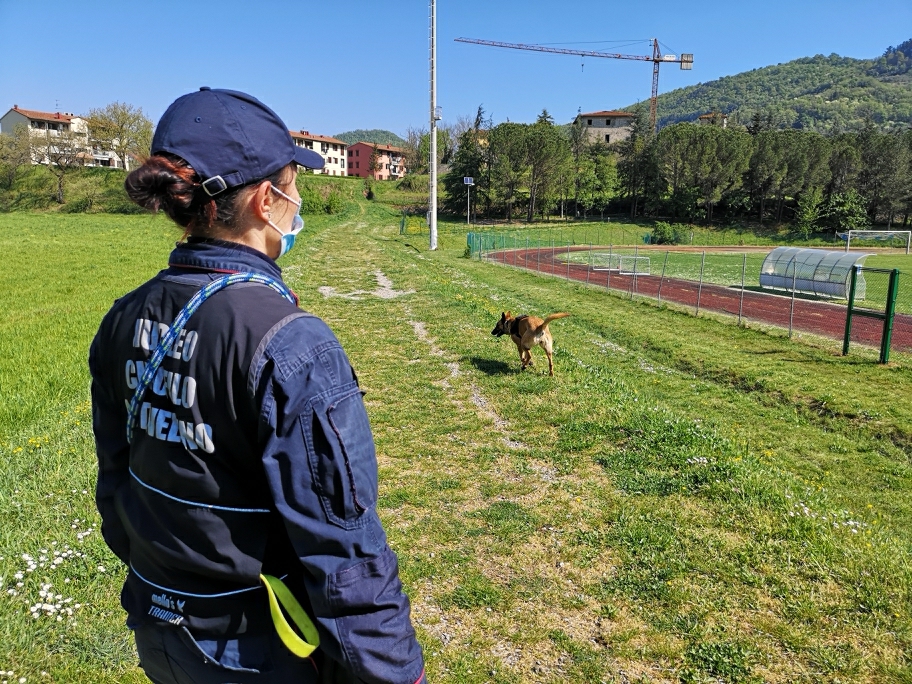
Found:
<box><xmin>254</xmin><ymin>317</ymin><xmax>425</xmax><ymax>684</ymax></box>
<box><xmin>89</xmin><ymin>329</ymin><xmax>132</xmax><ymax>567</ymax></box>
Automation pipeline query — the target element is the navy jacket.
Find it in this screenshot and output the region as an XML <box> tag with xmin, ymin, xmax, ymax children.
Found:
<box><xmin>90</xmin><ymin>238</ymin><xmax>425</xmax><ymax>684</ymax></box>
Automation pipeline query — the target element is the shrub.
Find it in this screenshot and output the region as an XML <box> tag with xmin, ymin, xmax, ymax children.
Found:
<box><xmin>651</xmin><ymin>221</ymin><xmax>686</xmax><ymax>245</ymax></box>
<box><xmin>396</xmin><ymin>174</ymin><xmax>427</xmax><ymax>192</ymax></box>
<box><xmin>325</xmin><ymin>188</ymin><xmax>344</xmax><ymax>214</ymax></box>
<box><xmin>298</xmin><ymin>183</ymin><xmax>325</xmax><ymax>215</ymax></box>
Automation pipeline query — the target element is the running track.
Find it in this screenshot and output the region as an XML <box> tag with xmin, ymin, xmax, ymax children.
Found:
<box><xmin>487</xmin><ymin>247</ymin><xmax>912</xmax><ymax>354</ymax></box>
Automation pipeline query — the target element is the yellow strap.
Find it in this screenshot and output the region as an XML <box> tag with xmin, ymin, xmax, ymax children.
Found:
<box><xmin>259</xmin><ymin>574</ymin><xmax>320</xmax><ymax>658</ymax></box>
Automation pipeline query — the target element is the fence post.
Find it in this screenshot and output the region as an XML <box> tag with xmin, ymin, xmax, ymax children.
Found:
<box><xmin>586</xmin><ymin>244</ymin><xmax>592</xmax><ymax>285</ymax></box>
<box><xmin>789</xmin><ymin>261</ymin><xmax>798</xmax><ymax>338</ymax></box>
<box><xmin>880</xmin><ymin>269</ymin><xmax>900</xmax><ymax>363</ymax></box>
<box><xmin>567</xmin><ymin>243</ymin><xmax>571</xmax><ymax>281</ymax></box>
<box><xmin>630</xmin><ymin>246</ymin><xmax>639</xmax><ymax>299</ymax></box>
<box><xmin>606</xmin><ymin>245</ymin><xmax>612</xmax><ymax>291</ymax></box>
<box><xmin>658</xmin><ymin>251</ymin><xmax>668</xmax><ymax>303</ymax></box>
<box><xmin>696</xmin><ymin>251</ymin><xmax>706</xmax><ymax>315</ymax></box>
<box><xmin>738</xmin><ymin>252</ymin><xmax>746</xmax><ymax>326</ymax></box>
<box><xmin>843</xmin><ymin>265</ymin><xmax>859</xmax><ymax>355</ymax></box>
<box><xmin>537</xmin><ymin>240</ymin><xmax>541</xmax><ymax>274</ymax></box>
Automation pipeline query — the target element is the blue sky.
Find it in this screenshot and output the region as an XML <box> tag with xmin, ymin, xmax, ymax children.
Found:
<box><xmin>0</xmin><ymin>0</ymin><xmax>908</xmax><ymax>138</ymax></box>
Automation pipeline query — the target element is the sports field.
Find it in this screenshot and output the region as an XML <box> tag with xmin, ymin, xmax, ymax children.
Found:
<box><xmin>1</xmin><ymin>201</ymin><xmax>911</xmax><ymax>683</ymax></box>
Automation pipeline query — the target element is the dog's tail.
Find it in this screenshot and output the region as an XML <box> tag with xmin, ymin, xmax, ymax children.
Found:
<box><xmin>538</xmin><ymin>312</ymin><xmax>570</xmax><ymax>331</ymax></box>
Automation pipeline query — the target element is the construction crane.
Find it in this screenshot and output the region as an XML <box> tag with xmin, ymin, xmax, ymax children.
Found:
<box><xmin>454</xmin><ymin>37</ymin><xmax>693</xmax><ymax>132</ymax></box>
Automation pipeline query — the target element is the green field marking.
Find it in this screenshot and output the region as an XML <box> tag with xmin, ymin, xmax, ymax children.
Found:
<box><xmin>2</xmin><ymin>202</ymin><xmax>911</xmax><ymax>683</ymax></box>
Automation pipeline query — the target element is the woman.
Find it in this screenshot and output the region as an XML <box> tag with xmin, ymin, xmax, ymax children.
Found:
<box><xmin>90</xmin><ymin>88</ymin><xmax>425</xmax><ymax>684</ymax></box>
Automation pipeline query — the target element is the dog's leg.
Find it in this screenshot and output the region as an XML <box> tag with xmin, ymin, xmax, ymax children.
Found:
<box><xmin>543</xmin><ymin>338</ymin><xmax>555</xmax><ymax>376</ymax></box>
<box><xmin>515</xmin><ymin>343</ymin><xmax>527</xmax><ymax>370</ymax></box>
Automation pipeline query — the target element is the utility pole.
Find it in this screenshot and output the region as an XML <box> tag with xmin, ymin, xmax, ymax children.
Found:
<box><xmin>429</xmin><ymin>0</ymin><xmax>439</xmax><ymax>250</ymax></box>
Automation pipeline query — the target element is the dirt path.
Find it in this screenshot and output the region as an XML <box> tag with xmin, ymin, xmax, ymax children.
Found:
<box><xmin>490</xmin><ymin>247</ymin><xmax>912</xmax><ymax>353</ymax></box>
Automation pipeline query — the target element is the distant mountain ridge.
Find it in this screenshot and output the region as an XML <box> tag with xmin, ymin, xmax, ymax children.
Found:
<box><xmin>629</xmin><ymin>39</ymin><xmax>912</xmax><ymax>133</ymax></box>
<box><xmin>334</xmin><ymin>129</ymin><xmax>406</xmax><ymax>146</ymax></box>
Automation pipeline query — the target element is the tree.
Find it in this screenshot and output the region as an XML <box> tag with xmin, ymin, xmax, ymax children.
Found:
<box><xmin>33</xmin><ymin>127</ymin><xmax>87</xmax><ymax>203</ymax></box>
<box><xmin>0</xmin><ymin>123</ymin><xmax>33</xmax><ymax>189</ymax></box>
<box><xmin>567</xmin><ymin>113</ymin><xmax>589</xmax><ymax>217</ymax></box>
<box><xmin>368</xmin><ymin>144</ymin><xmax>380</xmax><ymax>177</ymax></box>
<box><xmin>488</xmin><ymin>122</ymin><xmax>528</xmax><ymax>220</ymax></box>
<box><xmin>85</xmin><ymin>102</ymin><xmax>153</xmax><ymax>171</ymax></box>
<box><xmin>796</xmin><ymin>186</ymin><xmax>824</xmax><ymax>238</ymax></box>
<box><xmin>616</xmin><ymin>106</ymin><xmax>653</xmax><ymax>218</ymax></box>
<box><xmin>441</xmin><ymin>106</ymin><xmax>490</xmax><ymax>218</ymax></box>
<box><xmin>524</xmin><ymin>110</ymin><xmax>569</xmax><ymax>222</ymax></box>
<box><xmin>826</xmin><ymin>133</ymin><xmax>861</xmax><ymax>197</ymax></box>
<box><xmin>403</xmin><ymin>126</ymin><xmax>426</xmax><ymax>174</ymax></box>
<box><xmin>824</xmin><ymin>189</ymin><xmax>869</xmax><ymax>232</ymax></box>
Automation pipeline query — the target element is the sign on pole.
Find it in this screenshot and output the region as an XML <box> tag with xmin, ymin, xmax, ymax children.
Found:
<box><xmin>464</xmin><ymin>177</ymin><xmax>474</xmax><ymax>185</ymax></box>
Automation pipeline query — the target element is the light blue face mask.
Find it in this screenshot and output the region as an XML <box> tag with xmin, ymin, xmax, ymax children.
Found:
<box><xmin>267</xmin><ymin>185</ymin><xmax>304</xmax><ymax>258</ymax></box>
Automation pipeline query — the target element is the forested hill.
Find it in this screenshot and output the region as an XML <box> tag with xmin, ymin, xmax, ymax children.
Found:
<box><xmin>636</xmin><ymin>39</ymin><xmax>912</xmax><ymax>132</ymax></box>
<box><xmin>334</xmin><ymin>129</ymin><xmax>406</xmax><ymax>146</ymax></box>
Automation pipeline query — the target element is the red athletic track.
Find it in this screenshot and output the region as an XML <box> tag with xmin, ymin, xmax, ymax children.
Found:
<box><xmin>488</xmin><ymin>247</ymin><xmax>912</xmax><ymax>354</ymax></box>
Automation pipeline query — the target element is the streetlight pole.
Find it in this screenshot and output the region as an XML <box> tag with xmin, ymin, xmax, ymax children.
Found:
<box><xmin>464</xmin><ymin>177</ymin><xmax>474</xmax><ymax>225</ymax></box>
<box><xmin>429</xmin><ymin>0</ymin><xmax>438</xmax><ymax>250</ymax></box>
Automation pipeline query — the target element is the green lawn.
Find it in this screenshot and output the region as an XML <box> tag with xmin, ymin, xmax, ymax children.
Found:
<box><xmin>1</xmin><ymin>204</ymin><xmax>911</xmax><ymax>683</ymax></box>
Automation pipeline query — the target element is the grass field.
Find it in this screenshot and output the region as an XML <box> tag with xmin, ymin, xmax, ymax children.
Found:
<box><xmin>1</xmin><ymin>201</ymin><xmax>911</xmax><ymax>683</ymax></box>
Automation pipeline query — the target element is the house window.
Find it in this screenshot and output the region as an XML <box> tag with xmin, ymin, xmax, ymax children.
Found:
<box><xmin>605</xmin><ymin>134</ymin><xmax>610</xmax><ymax>143</ymax></box>
<box><xmin>356</xmin><ymin>150</ymin><xmax>359</xmax><ymax>156</ymax></box>
<box><xmin>606</xmin><ymin>119</ymin><xmax>611</xmax><ymax>126</ymax></box>
<box><xmin>587</xmin><ymin>119</ymin><xmax>592</xmax><ymax>125</ymax></box>
<box><xmin>356</xmin><ymin>162</ymin><xmax>359</xmax><ymax>168</ymax></box>
<box><xmin>305</xmin><ymin>141</ymin><xmax>313</xmax><ymax>149</ymax></box>
<box><xmin>341</xmin><ymin>159</ymin><xmax>345</xmax><ymax>168</ymax></box>
<box><xmin>333</xmin><ymin>144</ymin><xmax>338</xmax><ymax>151</ymax></box>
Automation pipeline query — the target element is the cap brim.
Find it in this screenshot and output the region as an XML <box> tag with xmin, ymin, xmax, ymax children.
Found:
<box><xmin>293</xmin><ymin>146</ymin><xmax>325</xmax><ymax>170</ymax></box>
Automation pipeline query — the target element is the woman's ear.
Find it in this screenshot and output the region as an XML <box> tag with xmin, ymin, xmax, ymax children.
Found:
<box><xmin>248</xmin><ymin>180</ymin><xmax>274</xmax><ymax>224</ymax></box>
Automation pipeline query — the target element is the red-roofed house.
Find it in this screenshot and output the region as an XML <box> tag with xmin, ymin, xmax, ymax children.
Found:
<box><xmin>346</xmin><ymin>142</ymin><xmax>406</xmax><ymax>180</ymax></box>
<box><xmin>698</xmin><ymin>112</ymin><xmax>728</xmax><ymax>128</ymax></box>
<box><xmin>574</xmin><ymin>110</ymin><xmax>635</xmax><ymax>144</ymax></box>
<box><xmin>0</xmin><ymin>105</ymin><xmax>121</xmax><ymax>167</ymax></box>
<box><xmin>289</xmin><ymin>130</ymin><xmax>347</xmax><ymax>176</ymax></box>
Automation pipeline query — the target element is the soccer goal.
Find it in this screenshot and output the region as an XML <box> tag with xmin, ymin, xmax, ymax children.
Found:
<box><xmin>838</xmin><ymin>230</ymin><xmax>911</xmax><ymax>254</ymax></box>
<box><xmin>591</xmin><ymin>252</ymin><xmax>621</xmax><ymax>271</ymax></box>
<box><xmin>619</xmin><ymin>255</ymin><xmax>651</xmax><ymax>275</ymax></box>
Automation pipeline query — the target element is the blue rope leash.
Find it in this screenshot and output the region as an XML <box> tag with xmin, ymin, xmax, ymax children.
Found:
<box><xmin>126</xmin><ymin>273</ymin><xmax>296</xmax><ymax>444</ymax></box>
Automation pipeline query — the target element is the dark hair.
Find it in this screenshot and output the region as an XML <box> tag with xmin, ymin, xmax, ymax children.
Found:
<box><xmin>124</xmin><ymin>154</ymin><xmax>294</xmax><ymax>234</ymax></box>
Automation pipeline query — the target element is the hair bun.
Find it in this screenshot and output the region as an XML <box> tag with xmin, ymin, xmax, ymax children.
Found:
<box><xmin>124</xmin><ymin>154</ymin><xmax>201</xmax><ymax>226</ymax></box>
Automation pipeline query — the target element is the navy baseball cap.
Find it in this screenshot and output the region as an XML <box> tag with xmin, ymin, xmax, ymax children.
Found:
<box><xmin>151</xmin><ymin>87</ymin><xmax>324</xmax><ymax>196</ymax></box>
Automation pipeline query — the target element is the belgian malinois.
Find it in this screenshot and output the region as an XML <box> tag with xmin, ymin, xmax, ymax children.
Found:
<box><xmin>491</xmin><ymin>311</ymin><xmax>570</xmax><ymax>376</ymax></box>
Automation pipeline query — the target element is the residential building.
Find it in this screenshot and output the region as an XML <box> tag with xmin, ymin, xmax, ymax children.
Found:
<box><xmin>0</xmin><ymin>105</ymin><xmax>120</xmax><ymax>167</ymax></box>
<box><xmin>698</xmin><ymin>112</ymin><xmax>728</xmax><ymax>128</ymax></box>
<box><xmin>346</xmin><ymin>142</ymin><xmax>407</xmax><ymax>180</ymax></box>
<box><xmin>289</xmin><ymin>130</ymin><xmax>347</xmax><ymax>176</ymax></box>
<box><xmin>574</xmin><ymin>110</ymin><xmax>635</xmax><ymax>144</ymax></box>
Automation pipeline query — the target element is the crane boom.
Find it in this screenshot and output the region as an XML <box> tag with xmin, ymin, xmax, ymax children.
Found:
<box><xmin>454</xmin><ymin>37</ymin><xmax>692</xmax><ymax>132</ymax></box>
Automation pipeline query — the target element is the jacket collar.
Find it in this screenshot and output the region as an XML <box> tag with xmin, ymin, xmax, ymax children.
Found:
<box><xmin>167</xmin><ymin>237</ymin><xmax>282</xmax><ymax>279</ymax></box>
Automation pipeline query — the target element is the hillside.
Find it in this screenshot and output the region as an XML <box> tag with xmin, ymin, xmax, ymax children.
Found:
<box><xmin>634</xmin><ymin>39</ymin><xmax>912</xmax><ymax>132</ymax></box>
<box><xmin>334</xmin><ymin>129</ymin><xmax>406</xmax><ymax>146</ymax></box>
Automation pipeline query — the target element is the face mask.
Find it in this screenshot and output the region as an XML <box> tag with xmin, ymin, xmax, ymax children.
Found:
<box><xmin>267</xmin><ymin>185</ymin><xmax>304</xmax><ymax>258</ymax></box>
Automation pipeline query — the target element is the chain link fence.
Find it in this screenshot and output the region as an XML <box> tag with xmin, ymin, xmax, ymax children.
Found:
<box><xmin>470</xmin><ymin>236</ymin><xmax>911</xmax><ymax>361</ymax></box>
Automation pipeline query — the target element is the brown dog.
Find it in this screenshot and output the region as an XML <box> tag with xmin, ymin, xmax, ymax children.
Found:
<box><xmin>491</xmin><ymin>311</ymin><xmax>570</xmax><ymax>376</ymax></box>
